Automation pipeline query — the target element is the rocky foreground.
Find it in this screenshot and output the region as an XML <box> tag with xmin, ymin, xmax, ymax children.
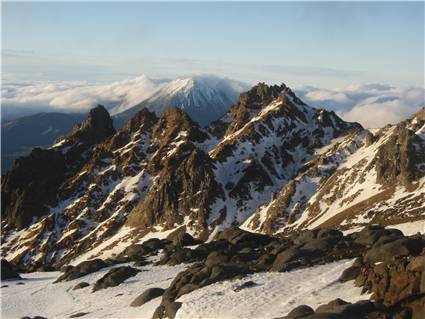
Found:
<box><xmin>2</xmin><ymin>225</ymin><xmax>424</xmax><ymax>319</ymax></box>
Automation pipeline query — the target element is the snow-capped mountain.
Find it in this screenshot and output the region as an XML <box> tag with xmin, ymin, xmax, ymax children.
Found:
<box><xmin>113</xmin><ymin>75</ymin><xmax>248</xmax><ymax>127</ymax></box>
<box><xmin>1</xmin><ymin>83</ymin><xmax>424</xmax><ymax>270</ymax></box>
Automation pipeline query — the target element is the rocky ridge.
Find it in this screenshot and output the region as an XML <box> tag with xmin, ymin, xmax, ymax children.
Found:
<box><xmin>1</xmin><ymin>84</ymin><xmax>424</xmax><ymax>272</ymax></box>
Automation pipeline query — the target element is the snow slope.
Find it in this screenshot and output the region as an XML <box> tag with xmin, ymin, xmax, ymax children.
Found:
<box><xmin>1</xmin><ymin>259</ymin><xmax>368</xmax><ymax>319</ymax></box>
<box><xmin>1</xmin><ymin>262</ymin><xmax>189</xmax><ymax>319</ymax></box>
<box><xmin>176</xmin><ymin>259</ymin><xmax>368</xmax><ymax>319</ymax></box>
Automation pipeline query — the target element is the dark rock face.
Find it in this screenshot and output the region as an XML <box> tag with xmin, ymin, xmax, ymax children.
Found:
<box><xmin>92</xmin><ymin>266</ymin><xmax>139</xmax><ymax>292</ymax></box>
<box><xmin>1</xmin><ymin>259</ymin><xmax>21</xmax><ymax>280</ymax></box>
<box><xmin>65</xmin><ymin>105</ymin><xmax>115</xmax><ymax>145</ymax></box>
<box><xmin>55</xmin><ymin>259</ymin><xmax>108</xmax><ymax>282</ymax></box>
<box><xmin>1</xmin><ymin>105</ymin><xmax>115</xmax><ymax>230</ymax></box>
<box><xmin>1</xmin><ymin>148</ymin><xmax>67</xmax><ymax>229</ymax></box>
<box><xmin>375</xmin><ymin>124</ymin><xmax>425</xmax><ymax>187</ymax></box>
<box><xmin>355</xmin><ymin>255</ymin><xmax>425</xmax><ymax>305</ymax></box>
<box><xmin>127</xmin><ymin>147</ymin><xmax>225</xmax><ymax>234</ymax></box>
<box><xmin>130</xmin><ymin>287</ymin><xmax>165</xmax><ymax>307</ymax></box>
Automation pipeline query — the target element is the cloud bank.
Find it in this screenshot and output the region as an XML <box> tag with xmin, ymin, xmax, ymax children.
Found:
<box><xmin>295</xmin><ymin>84</ymin><xmax>425</xmax><ymax>128</ymax></box>
<box><xmin>1</xmin><ymin>75</ymin><xmax>167</xmax><ymax>121</ymax></box>
<box><xmin>2</xmin><ymin>75</ymin><xmax>424</xmax><ymax>128</ymax></box>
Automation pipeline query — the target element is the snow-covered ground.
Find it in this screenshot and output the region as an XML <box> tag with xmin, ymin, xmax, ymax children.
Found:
<box><xmin>176</xmin><ymin>259</ymin><xmax>369</xmax><ymax>319</ymax></box>
<box><xmin>343</xmin><ymin>220</ymin><xmax>425</xmax><ymax>236</ymax></box>
<box><xmin>1</xmin><ymin>262</ymin><xmax>189</xmax><ymax>319</ymax></box>
<box><xmin>389</xmin><ymin>220</ymin><xmax>425</xmax><ymax>236</ymax></box>
<box><xmin>1</xmin><ymin>259</ymin><xmax>368</xmax><ymax>319</ymax></box>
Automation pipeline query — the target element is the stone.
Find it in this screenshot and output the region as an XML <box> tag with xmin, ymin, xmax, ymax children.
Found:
<box><xmin>130</xmin><ymin>287</ymin><xmax>165</xmax><ymax>307</ymax></box>
<box><xmin>72</xmin><ymin>282</ymin><xmax>89</xmax><ymax>290</ymax></box>
<box><xmin>55</xmin><ymin>259</ymin><xmax>108</xmax><ymax>282</ymax></box>
<box><xmin>92</xmin><ymin>266</ymin><xmax>139</xmax><ymax>292</ymax></box>
<box><xmin>284</xmin><ymin>305</ymin><xmax>314</xmax><ymax>318</ymax></box>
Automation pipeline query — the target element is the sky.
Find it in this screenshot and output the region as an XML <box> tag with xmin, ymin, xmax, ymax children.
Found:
<box><xmin>1</xmin><ymin>2</ymin><xmax>425</xmax><ymax>128</ymax></box>
<box><xmin>2</xmin><ymin>1</ymin><xmax>424</xmax><ymax>88</ymax></box>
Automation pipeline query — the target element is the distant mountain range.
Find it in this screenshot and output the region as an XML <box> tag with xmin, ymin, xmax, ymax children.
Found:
<box><xmin>1</xmin><ymin>112</ymin><xmax>86</xmax><ymax>172</ymax></box>
<box><xmin>1</xmin><ymin>75</ymin><xmax>247</xmax><ymax>173</ymax></box>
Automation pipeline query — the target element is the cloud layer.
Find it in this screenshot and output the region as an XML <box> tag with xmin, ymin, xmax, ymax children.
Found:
<box><xmin>295</xmin><ymin>84</ymin><xmax>425</xmax><ymax>128</ymax></box>
<box><xmin>1</xmin><ymin>75</ymin><xmax>166</xmax><ymax>121</ymax></box>
<box><xmin>2</xmin><ymin>75</ymin><xmax>424</xmax><ymax>128</ymax></box>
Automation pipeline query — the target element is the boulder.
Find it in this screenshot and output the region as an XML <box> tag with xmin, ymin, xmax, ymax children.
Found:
<box><xmin>205</xmin><ymin>251</ymin><xmax>231</xmax><ymax>267</ymax></box>
<box><xmin>216</xmin><ymin>227</ymin><xmax>272</xmax><ymax>247</ymax></box>
<box><xmin>72</xmin><ymin>282</ymin><xmax>89</xmax><ymax>290</ymax></box>
<box><xmin>1</xmin><ymin>259</ymin><xmax>21</xmax><ymax>280</ymax></box>
<box><xmin>166</xmin><ymin>227</ymin><xmax>202</xmax><ymax>247</ymax></box>
<box><xmin>130</xmin><ymin>287</ymin><xmax>165</xmax><ymax>307</ymax></box>
<box><xmin>123</xmin><ymin>238</ymin><xmax>171</xmax><ymax>260</ymax></box>
<box><xmin>293</xmin><ymin>230</ymin><xmax>320</xmax><ymax>245</ymax></box>
<box><xmin>270</xmin><ymin>248</ymin><xmax>308</xmax><ymax>271</ymax></box>
<box><xmin>55</xmin><ymin>259</ymin><xmax>108</xmax><ymax>282</ymax></box>
<box><xmin>338</xmin><ymin>266</ymin><xmax>361</xmax><ymax>283</ymax></box>
<box><xmin>364</xmin><ymin>238</ymin><xmax>423</xmax><ymax>264</ymax></box>
<box><xmin>351</xmin><ymin>225</ymin><xmax>403</xmax><ymax>247</ymax></box>
<box><xmin>234</xmin><ymin>280</ymin><xmax>257</xmax><ymax>292</ymax></box>
<box><xmin>284</xmin><ymin>305</ymin><xmax>314</xmax><ymax>318</ymax></box>
<box><xmin>158</xmin><ymin>247</ymin><xmax>204</xmax><ymax>266</ymax></box>
<box><xmin>315</xmin><ymin>299</ymin><xmax>375</xmax><ymax>317</ymax></box>
<box><xmin>301</xmin><ymin>237</ymin><xmax>336</xmax><ymax>252</ymax></box>
<box><xmin>152</xmin><ymin>301</ymin><xmax>182</xmax><ymax>319</ymax></box>
<box><xmin>92</xmin><ymin>266</ymin><xmax>139</xmax><ymax>292</ymax></box>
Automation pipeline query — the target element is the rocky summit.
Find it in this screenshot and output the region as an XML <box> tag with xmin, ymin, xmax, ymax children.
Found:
<box><xmin>1</xmin><ymin>83</ymin><xmax>424</xmax><ymax>319</ymax></box>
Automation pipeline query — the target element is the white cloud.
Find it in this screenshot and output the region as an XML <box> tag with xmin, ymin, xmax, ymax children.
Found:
<box><xmin>1</xmin><ymin>75</ymin><xmax>167</xmax><ymax>120</ymax></box>
<box><xmin>295</xmin><ymin>84</ymin><xmax>425</xmax><ymax>128</ymax></box>
<box><xmin>2</xmin><ymin>75</ymin><xmax>424</xmax><ymax>128</ymax></box>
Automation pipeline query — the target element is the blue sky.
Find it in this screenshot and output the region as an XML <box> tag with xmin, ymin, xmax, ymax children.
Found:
<box><xmin>2</xmin><ymin>1</ymin><xmax>424</xmax><ymax>88</ymax></box>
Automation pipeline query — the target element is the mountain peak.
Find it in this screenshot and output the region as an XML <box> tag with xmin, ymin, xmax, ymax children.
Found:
<box><xmin>67</xmin><ymin>104</ymin><xmax>115</xmax><ymax>145</ymax></box>
<box><xmin>238</xmin><ymin>82</ymin><xmax>305</xmax><ymax>111</ymax></box>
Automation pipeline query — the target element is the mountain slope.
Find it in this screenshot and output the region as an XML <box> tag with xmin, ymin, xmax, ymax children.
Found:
<box><xmin>243</xmin><ymin>107</ymin><xmax>425</xmax><ymax>234</ymax></box>
<box><xmin>1</xmin><ymin>84</ymin><xmax>423</xmax><ymax>271</ymax></box>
